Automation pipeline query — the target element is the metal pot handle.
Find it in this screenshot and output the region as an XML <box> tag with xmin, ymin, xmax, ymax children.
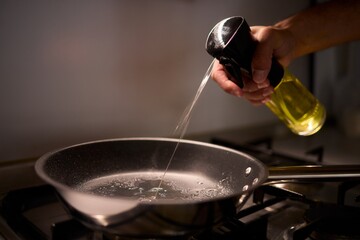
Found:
<box><xmin>268</xmin><ymin>165</ymin><xmax>360</xmax><ymax>181</ymax></box>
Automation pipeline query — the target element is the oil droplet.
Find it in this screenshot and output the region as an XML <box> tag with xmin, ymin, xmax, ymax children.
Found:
<box><xmin>148</xmin><ymin>187</ymin><xmax>163</xmax><ymax>193</ymax></box>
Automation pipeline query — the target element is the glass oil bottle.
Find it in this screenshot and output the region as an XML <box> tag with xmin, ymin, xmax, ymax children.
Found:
<box><xmin>205</xmin><ymin>16</ymin><xmax>326</xmax><ymax>136</ymax></box>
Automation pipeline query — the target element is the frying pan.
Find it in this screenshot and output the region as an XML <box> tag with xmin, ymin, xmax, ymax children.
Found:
<box><xmin>35</xmin><ymin>137</ymin><xmax>360</xmax><ymax>238</ymax></box>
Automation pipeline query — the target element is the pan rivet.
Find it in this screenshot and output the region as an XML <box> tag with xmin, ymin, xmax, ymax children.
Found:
<box><xmin>252</xmin><ymin>178</ymin><xmax>259</xmax><ymax>185</ymax></box>
<box><xmin>239</xmin><ymin>194</ymin><xmax>247</xmax><ymax>204</ymax></box>
<box><xmin>242</xmin><ymin>185</ymin><xmax>249</xmax><ymax>191</ymax></box>
<box><xmin>245</xmin><ymin>167</ymin><xmax>252</xmax><ymax>176</ymax></box>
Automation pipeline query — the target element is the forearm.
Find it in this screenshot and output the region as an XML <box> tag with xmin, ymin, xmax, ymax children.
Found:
<box><xmin>275</xmin><ymin>0</ymin><xmax>360</xmax><ymax>59</ymax></box>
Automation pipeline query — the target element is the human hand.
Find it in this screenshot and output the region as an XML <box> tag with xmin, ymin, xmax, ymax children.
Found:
<box><xmin>211</xmin><ymin>59</ymin><xmax>273</xmax><ymax>105</ymax></box>
<box><xmin>211</xmin><ymin>25</ymin><xmax>295</xmax><ymax>105</ymax></box>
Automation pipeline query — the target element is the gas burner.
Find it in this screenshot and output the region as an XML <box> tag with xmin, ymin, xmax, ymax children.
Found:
<box><xmin>303</xmin><ymin>202</ymin><xmax>360</xmax><ymax>240</ymax></box>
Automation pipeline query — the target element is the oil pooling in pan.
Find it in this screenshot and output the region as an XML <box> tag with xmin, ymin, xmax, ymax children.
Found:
<box><xmin>76</xmin><ymin>171</ymin><xmax>232</xmax><ymax>202</ymax></box>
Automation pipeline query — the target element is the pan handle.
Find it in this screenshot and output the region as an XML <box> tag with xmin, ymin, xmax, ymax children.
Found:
<box><xmin>268</xmin><ymin>165</ymin><xmax>360</xmax><ymax>181</ymax></box>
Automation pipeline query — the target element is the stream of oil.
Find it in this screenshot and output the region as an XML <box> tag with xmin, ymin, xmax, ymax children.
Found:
<box><xmin>77</xmin><ymin>60</ymin><xmax>222</xmax><ymax>201</ymax></box>
<box><xmin>154</xmin><ymin>59</ymin><xmax>216</xmax><ymax>199</ymax></box>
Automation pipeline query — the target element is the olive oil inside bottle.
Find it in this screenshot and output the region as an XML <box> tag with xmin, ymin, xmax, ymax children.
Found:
<box><xmin>265</xmin><ymin>69</ymin><xmax>326</xmax><ymax>136</ymax></box>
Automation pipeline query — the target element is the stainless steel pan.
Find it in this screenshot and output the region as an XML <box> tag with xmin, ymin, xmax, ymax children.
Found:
<box><xmin>34</xmin><ymin>137</ymin><xmax>360</xmax><ymax>238</ymax></box>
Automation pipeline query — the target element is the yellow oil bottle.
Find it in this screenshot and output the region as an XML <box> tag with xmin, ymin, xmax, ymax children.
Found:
<box><xmin>265</xmin><ymin>69</ymin><xmax>326</xmax><ymax>135</ymax></box>
<box><xmin>206</xmin><ymin>16</ymin><xmax>326</xmax><ymax>136</ymax></box>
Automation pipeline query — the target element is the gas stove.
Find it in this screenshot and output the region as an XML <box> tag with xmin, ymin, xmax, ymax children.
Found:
<box><xmin>1</xmin><ymin>123</ymin><xmax>360</xmax><ymax>239</ymax></box>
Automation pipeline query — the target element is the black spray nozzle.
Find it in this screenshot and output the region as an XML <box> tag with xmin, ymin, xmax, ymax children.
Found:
<box><xmin>205</xmin><ymin>16</ymin><xmax>283</xmax><ymax>88</ymax></box>
<box><xmin>218</xmin><ymin>56</ymin><xmax>244</xmax><ymax>88</ymax></box>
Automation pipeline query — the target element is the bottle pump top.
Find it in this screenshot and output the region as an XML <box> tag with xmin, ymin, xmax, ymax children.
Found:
<box><xmin>206</xmin><ymin>16</ymin><xmax>283</xmax><ymax>88</ymax></box>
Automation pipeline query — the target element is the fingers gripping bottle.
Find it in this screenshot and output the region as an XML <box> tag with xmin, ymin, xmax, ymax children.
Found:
<box><xmin>205</xmin><ymin>16</ymin><xmax>326</xmax><ymax>136</ymax></box>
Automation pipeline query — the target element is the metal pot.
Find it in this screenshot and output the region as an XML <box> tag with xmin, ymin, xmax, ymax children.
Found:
<box><xmin>34</xmin><ymin>137</ymin><xmax>360</xmax><ymax>238</ymax></box>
